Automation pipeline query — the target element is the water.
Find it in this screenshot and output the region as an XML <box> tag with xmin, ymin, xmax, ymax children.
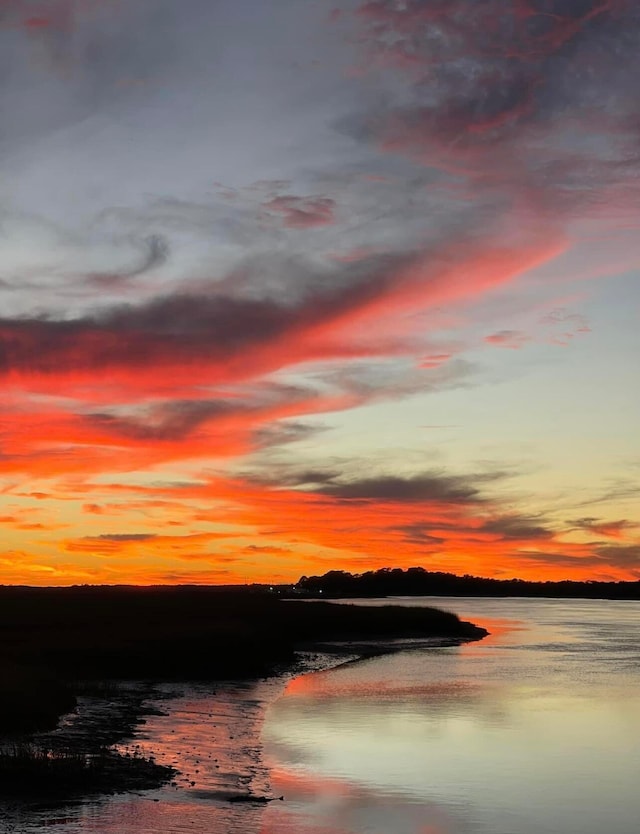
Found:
<box><xmin>2</xmin><ymin>598</ymin><xmax>639</xmax><ymax>833</ymax></box>
<box><xmin>0</xmin><ymin>654</ymin><xmax>335</xmax><ymax>834</ymax></box>
<box><xmin>0</xmin><ymin>678</ymin><xmax>281</xmax><ymax>834</ymax></box>
<box><xmin>261</xmin><ymin>597</ymin><xmax>640</xmax><ymax>834</ymax></box>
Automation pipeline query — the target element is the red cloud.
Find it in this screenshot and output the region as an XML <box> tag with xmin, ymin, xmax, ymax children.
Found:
<box><xmin>0</xmin><ymin>233</ymin><xmax>566</xmax><ymax>401</ymax></box>
<box><xmin>573</xmin><ymin>518</ymin><xmax>635</xmax><ymax>540</ymax></box>
<box><xmin>484</xmin><ymin>330</ymin><xmax>531</xmax><ymax>349</ymax></box>
<box><xmin>262</xmin><ymin>195</ymin><xmax>336</xmax><ymax>228</ymax></box>
<box><xmin>419</xmin><ymin>353</ymin><xmax>451</xmax><ymax>369</ymax></box>
<box><xmin>589</xmin><ymin>521</ymin><xmax>632</xmax><ymax>539</ymax></box>
<box><xmin>23</xmin><ymin>16</ymin><xmax>51</xmax><ymax>28</ymax></box>
<box><xmin>540</xmin><ymin>309</ymin><xmax>591</xmax><ymax>346</ymax></box>
<box><xmin>350</xmin><ymin>0</ymin><xmax>637</xmax><ymax>236</ymax></box>
<box><xmin>3</xmin><ymin>0</ymin><xmax>114</xmax><ymax>31</ymax></box>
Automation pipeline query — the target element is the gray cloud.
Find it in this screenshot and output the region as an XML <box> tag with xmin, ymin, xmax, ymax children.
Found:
<box><xmin>319</xmin><ymin>473</ymin><xmax>485</xmax><ymax>503</ymax></box>
<box><xmin>317</xmin><ymin>357</ymin><xmax>477</xmax><ymax>402</ymax></box>
<box><xmin>253</xmin><ymin>421</ymin><xmax>329</xmax><ymax>449</ymax></box>
<box><xmin>569</xmin><ymin>517</ymin><xmax>635</xmax><ymax>537</ymax></box>
<box><xmin>393</xmin><ymin>513</ymin><xmax>553</xmax><ymax>546</ymax></box>
<box><xmin>94</xmin><ymin>533</ymin><xmax>157</xmax><ymax>542</ymax></box>
<box><xmin>575</xmin><ymin>480</ymin><xmax>640</xmax><ymax>508</ymax></box>
<box><xmin>265</xmin><ymin>468</ymin><xmax>506</xmax><ymax>504</ymax></box>
<box><xmin>262</xmin><ymin>194</ymin><xmax>336</xmax><ymax>229</ymax></box>
<box><xmin>394</xmin><ymin>523</ymin><xmax>447</xmax><ymax>545</ymax></box>
<box><xmin>516</xmin><ymin>550</ymin><xmax>596</xmax><ymax>568</ymax></box>
<box><xmin>0</xmin><ymin>251</ymin><xmax>416</xmax><ymax>375</ymax></box>
<box><xmin>479</xmin><ymin>516</ymin><xmax>553</xmax><ymax>541</ymax></box>
<box><xmin>517</xmin><ymin>543</ymin><xmax>640</xmax><ymax>572</ymax></box>
<box><xmin>86</xmin><ymin>399</ymin><xmax>241</xmax><ymax>442</ymax></box>
<box><xmin>593</xmin><ymin>544</ymin><xmax>640</xmax><ymax>568</ymax></box>
<box><xmin>345</xmin><ymin>0</ymin><xmax>640</xmax><ymax>221</ymax></box>
<box><xmin>87</xmin><ymin>234</ymin><xmax>170</xmax><ymax>288</ymax></box>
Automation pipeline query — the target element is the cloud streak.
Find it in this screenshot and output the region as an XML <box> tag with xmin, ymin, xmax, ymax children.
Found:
<box><xmin>262</xmin><ymin>195</ymin><xmax>336</xmax><ymax>228</ymax></box>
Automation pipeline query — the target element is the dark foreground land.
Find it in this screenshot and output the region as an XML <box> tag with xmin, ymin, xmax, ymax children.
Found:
<box><xmin>0</xmin><ymin>586</ymin><xmax>485</xmax><ymax>799</ymax></box>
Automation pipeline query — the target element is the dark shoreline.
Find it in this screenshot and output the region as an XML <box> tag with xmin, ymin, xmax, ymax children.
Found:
<box><xmin>288</xmin><ymin>567</ymin><xmax>640</xmax><ymax>599</ymax></box>
<box><xmin>0</xmin><ymin>684</ymin><xmax>176</xmax><ymax>801</ymax></box>
<box><xmin>0</xmin><ymin>588</ymin><xmax>486</xmax><ymax>802</ymax></box>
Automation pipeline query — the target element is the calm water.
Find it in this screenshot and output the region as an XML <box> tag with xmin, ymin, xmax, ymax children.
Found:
<box><xmin>2</xmin><ymin>598</ymin><xmax>639</xmax><ymax>834</ymax></box>
<box><xmin>261</xmin><ymin>597</ymin><xmax>640</xmax><ymax>834</ymax></box>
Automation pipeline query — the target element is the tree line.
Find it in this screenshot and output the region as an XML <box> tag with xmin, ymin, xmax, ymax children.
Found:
<box><xmin>292</xmin><ymin>567</ymin><xmax>640</xmax><ymax>599</ymax></box>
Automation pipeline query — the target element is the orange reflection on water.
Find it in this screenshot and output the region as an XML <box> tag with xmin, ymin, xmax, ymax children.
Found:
<box><xmin>116</xmin><ymin>680</ymin><xmax>279</xmax><ymax>801</ymax></box>
<box><xmin>458</xmin><ymin>615</ymin><xmax>525</xmax><ymax>653</ymax></box>
<box><xmin>261</xmin><ymin>766</ymin><xmax>455</xmax><ymax>834</ymax></box>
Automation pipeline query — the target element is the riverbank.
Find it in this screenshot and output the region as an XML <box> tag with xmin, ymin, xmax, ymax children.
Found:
<box><xmin>0</xmin><ymin>683</ymin><xmax>176</xmax><ymax>801</ymax></box>
<box><xmin>0</xmin><ymin>587</ymin><xmax>486</xmax><ymax>802</ymax></box>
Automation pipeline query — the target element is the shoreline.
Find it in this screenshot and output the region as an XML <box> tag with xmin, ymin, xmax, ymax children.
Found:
<box><xmin>0</xmin><ymin>592</ymin><xmax>487</xmax><ymax>811</ymax></box>
<box><xmin>0</xmin><ymin>634</ymin><xmax>487</xmax><ymax>814</ymax></box>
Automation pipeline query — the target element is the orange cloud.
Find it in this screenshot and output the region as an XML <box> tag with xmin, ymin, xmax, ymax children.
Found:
<box><xmin>2</xmin><ymin>462</ymin><xmax>637</xmax><ymax>584</ymax></box>
<box><xmin>36</xmin><ymin>470</ymin><xmax>632</xmax><ymax>584</ymax></box>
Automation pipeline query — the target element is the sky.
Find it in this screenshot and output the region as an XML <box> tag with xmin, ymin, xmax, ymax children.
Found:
<box><xmin>0</xmin><ymin>0</ymin><xmax>639</xmax><ymax>586</ymax></box>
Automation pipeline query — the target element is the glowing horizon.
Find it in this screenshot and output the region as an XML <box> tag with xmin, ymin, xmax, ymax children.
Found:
<box><xmin>1</xmin><ymin>0</ymin><xmax>639</xmax><ymax>586</ymax></box>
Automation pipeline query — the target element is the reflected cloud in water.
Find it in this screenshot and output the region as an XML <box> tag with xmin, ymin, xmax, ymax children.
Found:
<box><xmin>262</xmin><ymin>598</ymin><xmax>640</xmax><ymax>834</ymax></box>
<box><xmin>261</xmin><ymin>769</ymin><xmax>460</xmax><ymax>834</ymax></box>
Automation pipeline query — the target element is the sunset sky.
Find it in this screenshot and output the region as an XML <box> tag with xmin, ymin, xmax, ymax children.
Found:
<box><xmin>1</xmin><ymin>0</ymin><xmax>639</xmax><ymax>585</ymax></box>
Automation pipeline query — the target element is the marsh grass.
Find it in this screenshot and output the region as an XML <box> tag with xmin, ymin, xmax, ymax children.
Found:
<box><xmin>0</xmin><ymin>743</ymin><xmax>174</xmax><ymax>797</ymax></box>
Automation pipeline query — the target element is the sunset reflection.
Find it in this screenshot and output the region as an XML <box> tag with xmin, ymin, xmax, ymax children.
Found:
<box><xmin>263</xmin><ymin>599</ymin><xmax>640</xmax><ymax>834</ymax></box>
<box><xmin>261</xmin><ymin>767</ymin><xmax>456</xmax><ymax>834</ymax></box>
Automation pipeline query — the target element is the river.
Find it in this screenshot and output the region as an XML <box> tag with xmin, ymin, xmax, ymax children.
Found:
<box><xmin>2</xmin><ymin>597</ymin><xmax>639</xmax><ymax>834</ymax></box>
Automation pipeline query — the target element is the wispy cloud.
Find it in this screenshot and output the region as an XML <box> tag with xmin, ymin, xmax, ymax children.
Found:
<box><xmin>262</xmin><ymin>194</ymin><xmax>336</xmax><ymax>228</ymax></box>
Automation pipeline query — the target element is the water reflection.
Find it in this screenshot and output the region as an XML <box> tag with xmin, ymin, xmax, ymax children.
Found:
<box><xmin>2</xmin><ymin>598</ymin><xmax>639</xmax><ymax>834</ymax></box>
<box><xmin>260</xmin><ymin>769</ymin><xmax>463</xmax><ymax>834</ymax></box>
<box><xmin>0</xmin><ymin>678</ymin><xmax>283</xmax><ymax>834</ymax></box>
<box><xmin>262</xmin><ymin>598</ymin><xmax>640</xmax><ymax>834</ymax></box>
